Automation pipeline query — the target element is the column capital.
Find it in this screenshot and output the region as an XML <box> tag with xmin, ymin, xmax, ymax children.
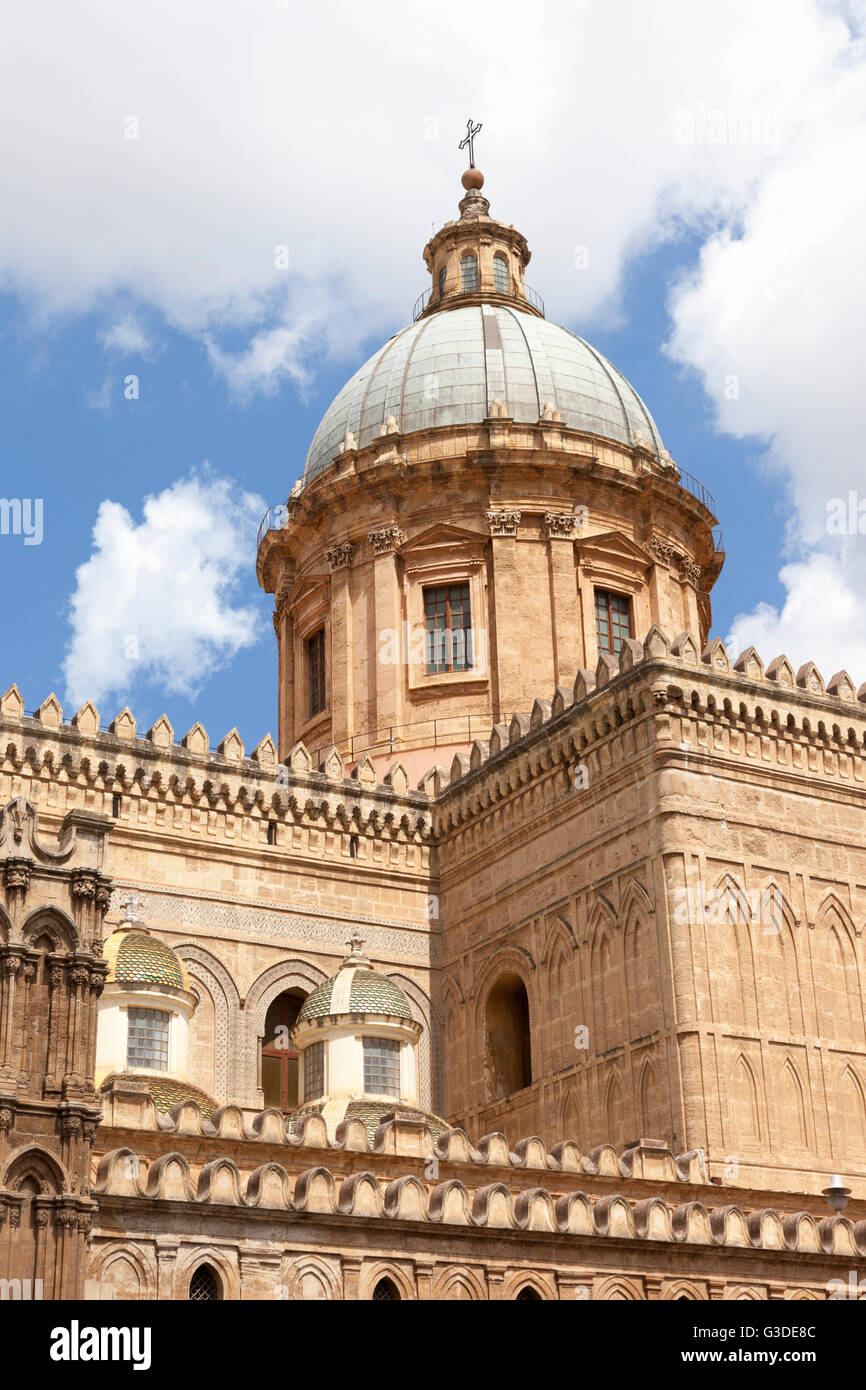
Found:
<box><xmin>486</xmin><ymin>509</ymin><xmax>521</xmax><ymax>537</ymax></box>
<box><xmin>325</xmin><ymin>541</ymin><xmax>355</xmax><ymax>571</ymax></box>
<box><xmin>369</xmin><ymin>525</ymin><xmax>406</xmax><ymax>555</ymax></box>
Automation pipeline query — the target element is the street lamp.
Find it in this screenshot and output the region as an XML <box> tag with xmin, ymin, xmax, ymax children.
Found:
<box><xmin>822</xmin><ymin>1175</ymin><xmax>852</xmax><ymax>1214</ymax></box>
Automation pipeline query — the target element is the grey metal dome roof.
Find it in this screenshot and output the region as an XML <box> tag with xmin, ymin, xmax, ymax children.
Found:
<box><xmin>302</xmin><ymin>304</ymin><xmax>664</xmax><ymax>482</ymax></box>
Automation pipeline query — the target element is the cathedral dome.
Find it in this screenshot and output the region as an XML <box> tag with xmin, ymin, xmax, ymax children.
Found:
<box><xmin>297</xmin><ymin>964</ymin><xmax>413</xmax><ymax>1024</ymax></box>
<box><xmin>104</xmin><ymin>929</ymin><xmax>189</xmax><ymax>992</ymax></box>
<box><xmin>302</xmin><ymin>304</ymin><xmax>664</xmax><ymax>484</ymax></box>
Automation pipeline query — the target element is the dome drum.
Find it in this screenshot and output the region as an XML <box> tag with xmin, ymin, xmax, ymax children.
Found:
<box><xmin>258</xmin><ymin>176</ymin><xmax>722</xmax><ymax>772</ymax></box>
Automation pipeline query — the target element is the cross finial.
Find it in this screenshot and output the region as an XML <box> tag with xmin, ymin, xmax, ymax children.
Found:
<box><xmin>345</xmin><ymin>931</ymin><xmax>366</xmax><ymax>960</ymax></box>
<box><xmin>459</xmin><ymin>118</ymin><xmax>482</xmax><ymax>169</ymax></box>
<box><xmin>120</xmin><ymin>892</ymin><xmax>143</xmax><ymax>925</ymax></box>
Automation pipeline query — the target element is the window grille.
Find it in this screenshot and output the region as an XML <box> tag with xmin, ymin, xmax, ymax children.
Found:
<box><xmin>304</xmin><ymin>1040</ymin><xmax>325</xmax><ymax>1100</ymax></box>
<box><xmin>126</xmin><ymin>1008</ymin><xmax>170</xmax><ymax>1071</ymax></box>
<box><xmin>363</xmin><ymin>1036</ymin><xmax>401</xmax><ymax>1096</ymax></box>
<box><xmin>460</xmin><ymin>254</ymin><xmax>478</xmax><ymax>292</ymax></box>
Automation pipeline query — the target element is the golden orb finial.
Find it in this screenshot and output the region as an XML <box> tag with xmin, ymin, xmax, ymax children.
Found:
<box><xmin>461</xmin><ymin>167</ymin><xmax>485</xmax><ymax>191</ymax></box>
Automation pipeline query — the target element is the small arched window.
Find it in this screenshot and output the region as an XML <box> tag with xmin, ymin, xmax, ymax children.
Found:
<box><xmin>438</xmin><ymin>265</ymin><xmax>447</xmax><ymax>299</ymax></box>
<box><xmin>188</xmin><ymin>1263</ymin><xmax>223</xmax><ymax>1301</ymax></box>
<box><xmin>261</xmin><ymin>990</ymin><xmax>305</xmax><ymax>1110</ymax></box>
<box><xmin>460</xmin><ymin>254</ymin><xmax>478</xmax><ymax>292</ymax></box>
<box><xmin>493</xmin><ymin>254</ymin><xmax>509</xmax><ymax>292</ymax></box>
<box><xmin>515</xmin><ymin>1285</ymin><xmax>543</xmax><ymax>1301</ymax></box>
<box><xmin>372</xmin><ymin>1277</ymin><xmax>400</xmax><ymax>1301</ymax></box>
<box><xmin>485</xmin><ymin>973</ymin><xmax>532</xmax><ymax>1097</ymax></box>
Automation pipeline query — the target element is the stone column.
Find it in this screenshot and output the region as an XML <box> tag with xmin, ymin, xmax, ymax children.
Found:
<box><xmin>678</xmin><ymin>561</ymin><xmax>703</xmax><ymax>637</ymax></box>
<box><xmin>342</xmin><ymin>1256</ymin><xmax>363</xmax><ymax>1301</ymax></box>
<box><xmin>0</xmin><ymin>955</ymin><xmax>22</xmax><ymax>1071</ymax></box>
<box><xmin>545</xmin><ymin>514</ymin><xmax>581</xmax><ymax>683</ymax></box>
<box><xmin>486</xmin><ymin>510</ymin><xmax>522</xmax><ymax>718</ymax></box>
<box><xmin>275</xmin><ymin>597</ymin><xmax>294</xmax><ymax>759</ymax></box>
<box><xmin>239</xmin><ymin>1243</ymin><xmax>282</xmax><ymax>1299</ymax></box>
<box><xmin>156</xmin><ymin>1237</ymin><xmax>179</xmax><ymax>1299</ymax></box>
<box><xmin>414</xmin><ymin>1259</ymin><xmax>436</xmax><ymax>1300</ymax></box>
<box><xmin>556</xmin><ymin>1270</ymin><xmax>592</xmax><ymax>1301</ymax></box>
<box><xmin>325</xmin><ymin>542</ymin><xmax>356</xmax><ymax>754</ymax></box>
<box><xmin>43</xmin><ymin>961</ymin><xmax>66</xmax><ymax>1093</ymax></box>
<box><xmin>369</xmin><ymin>527</ymin><xmax>406</xmax><ymax>745</ymax></box>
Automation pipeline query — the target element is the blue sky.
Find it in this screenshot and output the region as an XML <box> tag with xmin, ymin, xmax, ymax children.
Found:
<box><xmin>0</xmin><ymin>231</ymin><xmax>788</xmax><ymax>752</ymax></box>
<box><xmin>1</xmin><ymin>0</ymin><xmax>863</xmax><ymax>751</ymax></box>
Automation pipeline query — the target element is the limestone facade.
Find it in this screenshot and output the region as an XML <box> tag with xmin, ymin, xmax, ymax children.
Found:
<box><xmin>3</xmin><ymin>169</ymin><xmax>866</xmax><ymax>1300</ymax></box>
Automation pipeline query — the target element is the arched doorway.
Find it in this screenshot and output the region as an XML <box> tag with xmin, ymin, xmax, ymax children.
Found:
<box><xmin>485</xmin><ymin>974</ymin><xmax>531</xmax><ymax>1097</ymax></box>
<box><xmin>261</xmin><ymin>989</ymin><xmax>306</xmax><ymax>1111</ymax></box>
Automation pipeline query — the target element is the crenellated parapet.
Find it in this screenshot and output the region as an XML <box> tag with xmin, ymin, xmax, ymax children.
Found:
<box><xmin>423</xmin><ymin>628</ymin><xmax>866</xmax><ymax>839</ymax></box>
<box><xmin>0</xmin><ymin>692</ymin><xmax>433</xmax><ymax>857</ymax></box>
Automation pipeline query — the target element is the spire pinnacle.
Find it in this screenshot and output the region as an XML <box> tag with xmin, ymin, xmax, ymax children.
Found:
<box><xmin>343</xmin><ymin>931</ymin><xmax>370</xmax><ymax>967</ymax></box>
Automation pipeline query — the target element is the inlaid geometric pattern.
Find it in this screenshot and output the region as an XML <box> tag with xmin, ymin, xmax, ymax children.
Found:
<box><xmin>298</xmin><ymin>968</ymin><xmax>414</xmax><ymax>1023</ymax></box>
<box><xmin>111</xmin><ymin>931</ymin><xmax>188</xmax><ymax>989</ymax></box>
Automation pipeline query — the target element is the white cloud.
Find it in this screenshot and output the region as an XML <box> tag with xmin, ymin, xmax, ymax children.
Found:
<box><xmin>2</xmin><ymin>1</ymin><xmax>866</xmax><ymax>679</ymax></box>
<box><xmin>725</xmin><ymin>554</ymin><xmax>866</xmax><ymax>687</ymax></box>
<box><xmin>665</xmin><ymin>12</ymin><xmax>866</xmax><ymax>682</ymax></box>
<box><xmin>0</xmin><ymin>0</ymin><xmax>859</xmax><ymax>394</ymax></box>
<box><xmin>100</xmin><ymin>315</ymin><xmax>156</xmax><ymax>357</ymax></box>
<box><xmin>62</xmin><ymin>472</ymin><xmax>265</xmax><ymax>709</ymax></box>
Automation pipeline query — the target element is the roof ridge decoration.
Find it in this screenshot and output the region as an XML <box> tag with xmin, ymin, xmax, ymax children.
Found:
<box><xmin>90</xmin><ymin>1137</ymin><xmax>866</xmax><ymax>1256</ymax></box>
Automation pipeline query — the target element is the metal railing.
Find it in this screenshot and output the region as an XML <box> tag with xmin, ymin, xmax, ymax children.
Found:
<box><xmin>413</xmin><ymin>279</ymin><xmax>544</xmax><ymax>322</ymax></box>
<box><xmin>257</xmin><ymin>503</ymin><xmax>289</xmax><ymax>550</ymax></box>
<box><xmin>675</xmin><ymin>468</ymin><xmax>716</xmax><ymax>516</ymax></box>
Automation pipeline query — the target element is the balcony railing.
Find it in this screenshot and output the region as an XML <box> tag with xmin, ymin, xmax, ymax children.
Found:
<box><xmin>674</xmin><ymin>468</ymin><xmax>716</xmax><ymax>516</ymax></box>
<box><xmin>257</xmin><ymin>503</ymin><xmax>289</xmax><ymax>550</ymax></box>
<box><xmin>413</xmin><ymin>279</ymin><xmax>544</xmax><ymax>321</ymax></box>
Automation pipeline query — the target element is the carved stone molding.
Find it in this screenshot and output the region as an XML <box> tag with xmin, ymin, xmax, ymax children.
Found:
<box><xmin>324</xmin><ymin>541</ymin><xmax>355</xmax><ymax>571</ymax></box>
<box><xmin>0</xmin><ymin>1105</ymin><xmax>13</xmax><ymax>1133</ymax></box>
<box><xmin>71</xmin><ymin>868</ymin><xmax>99</xmax><ymax>900</ymax></box>
<box><xmin>544</xmin><ymin>512</ymin><xmax>577</xmax><ymax>540</ymax></box>
<box><xmin>273</xmin><ymin>584</ymin><xmax>292</xmax><ymax>630</ymax></box>
<box><xmin>644</xmin><ymin>535</ymin><xmax>675</xmax><ymax>567</ymax></box>
<box><xmin>368</xmin><ymin>525</ymin><xmax>406</xmax><ymax>556</ymax></box>
<box><xmin>679</xmin><ymin>557</ymin><xmax>702</xmax><ymax>589</ymax></box>
<box><xmin>2</xmin><ymin>857</ymin><xmax>32</xmax><ymax>894</ymax></box>
<box><xmin>486</xmin><ymin>510</ymin><xmax>521</xmax><ymax>538</ymax></box>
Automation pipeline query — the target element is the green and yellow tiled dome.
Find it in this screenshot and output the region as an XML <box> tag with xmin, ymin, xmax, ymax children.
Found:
<box><xmin>104</xmin><ymin>930</ymin><xmax>189</xmax><ymax>992</ymax></box>
<box><xmin>287</xmin><ymin>1098</ymin><xmax>449</xmax><ymax>1143</ymax></box>
<box><xmin>100</xmin><ymin>1071</ymin><xmax>217</xmax><ymax>1119</ymax></box>
<box><xmin>297</xmin><ymin>967</ymin><xmax>413</xmax><ymax>1024</ymax></box>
